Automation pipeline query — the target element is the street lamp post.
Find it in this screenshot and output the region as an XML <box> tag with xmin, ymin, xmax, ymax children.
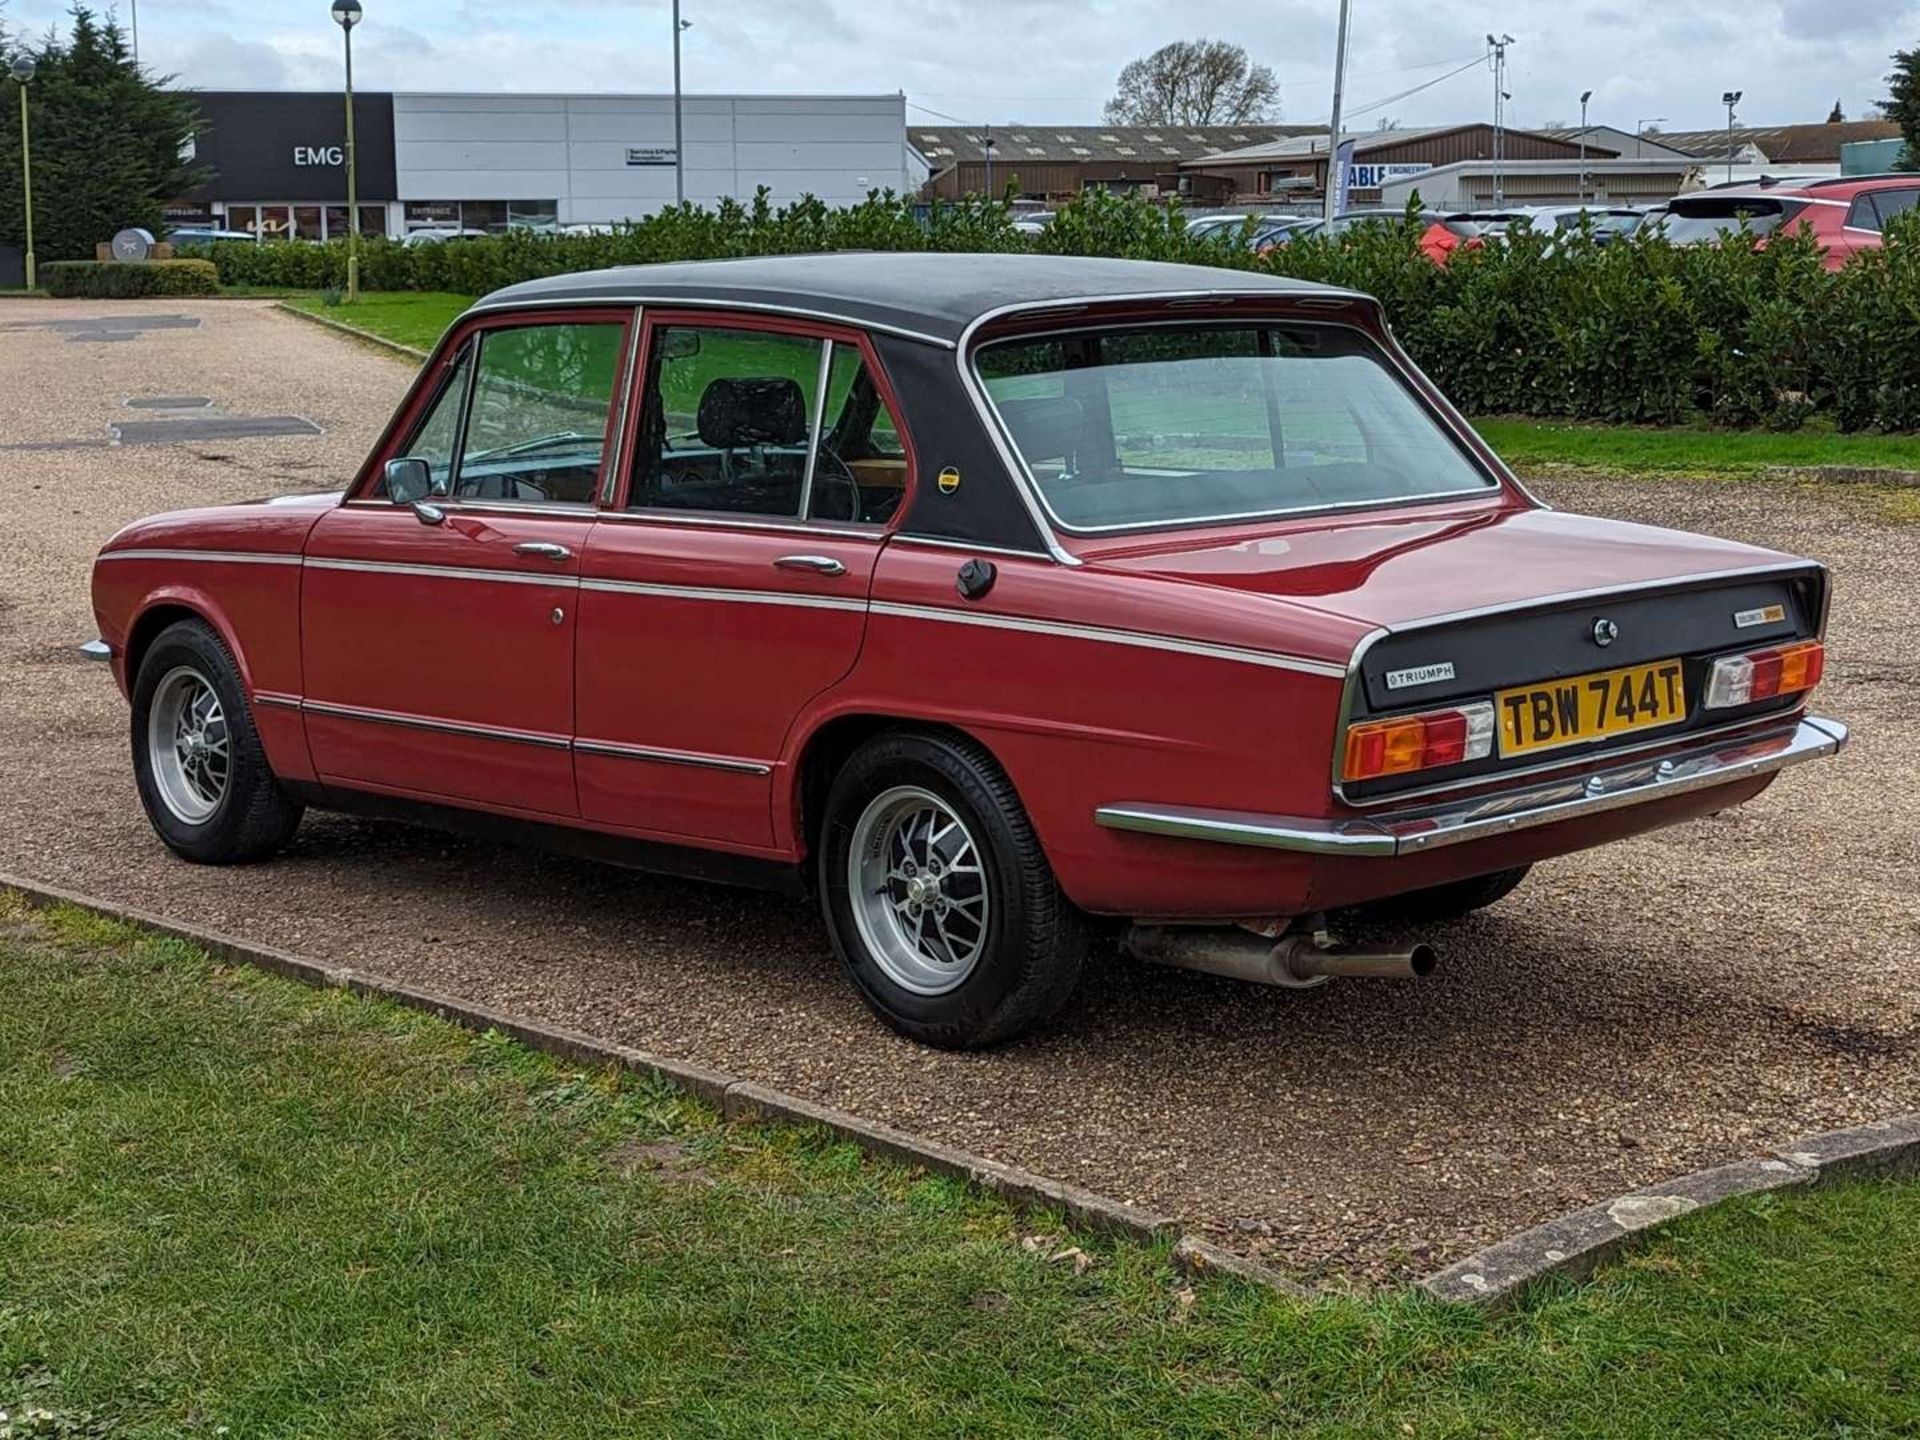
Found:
<box><xmin>672</xmin><ymin>0</ymin><xmax>690</xmax><ymax>205</ymax></box>
<box><xmin>1721</xmin><ymin>89</ymin><xmax>1742</xmax><ymax>185</ymax></box>
<box><xmin>1578</xmin><ymin>90</ymin><xmax>1592</xmax><ymax>202</ymax></box>
<box><xmin>1323</xmin><ymin>0</ymin><xmax>1353</xmax><ymax>221</ymax></box>
<box><xmin>9</xmin><ymin>55</ymin><xmax>34</xmax><ymax>292</ymax></box>
<box><xmin>331</xmin><ymin>0</ymin><xmax>362</xmax><ymax>302</ymax></box>
<box><xmin>1487</xmin><ymin>34</ymin><xmax>1514</xmax><ymax>207</ymax></box>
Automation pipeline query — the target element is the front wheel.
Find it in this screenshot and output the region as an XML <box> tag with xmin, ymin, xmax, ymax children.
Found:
<box><xmin>819</xmin><ymin>731</ymin><xmax>1086</xmax><ymax>1049</ymax></box>
<box><xmin>130</xmin><ymin>619</ymin><xmax>303</xmax><ymax>863</ymax></box>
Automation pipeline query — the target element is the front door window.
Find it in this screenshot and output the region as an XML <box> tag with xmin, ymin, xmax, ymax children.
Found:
<box><xmin>453</xmin><ymin>323</ymin><xmax>626</xmax><ymax>505</ymax></box>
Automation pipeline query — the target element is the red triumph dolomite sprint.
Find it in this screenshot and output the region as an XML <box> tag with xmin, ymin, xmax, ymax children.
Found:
<box><xmin>92</xmin><ymin>254</ymin><xmax>1846</xmax><ymax>1047</ymax></box>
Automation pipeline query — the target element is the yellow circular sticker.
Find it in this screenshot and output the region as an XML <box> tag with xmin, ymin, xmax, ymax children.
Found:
<box><xmin>937</xmin><ymin>466</ymin><xmax>961</xmax><ymax>494</ymax></box>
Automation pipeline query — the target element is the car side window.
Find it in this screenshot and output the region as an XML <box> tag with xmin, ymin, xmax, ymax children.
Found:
<box><xmin>451</xmin><ymin>322</ymin><xmax>624</xmax><ymax>506</ymax></box>
<box><xmin>1846</xmin><ymin>195</ymin><xmax>1883</xmax><ymax>232</ymax></box>
<box><xmin>1874</xmin><ymin>189</ymin><xmax>1918</xmax><ymax>225</ymax></box>
<box><xmin>808</xmin><ymin>343</ymin><xmax>908</xmax><ymax>525</ymax></box>
<box><xmin>391</xmin><ymin>344</ymin><xmax>472</xmax><ymax>496</ymax></box>
<box><xmin>628</xmin><ymin>325</ymin><xmax>827</xmax><ymax>518</ymax></box>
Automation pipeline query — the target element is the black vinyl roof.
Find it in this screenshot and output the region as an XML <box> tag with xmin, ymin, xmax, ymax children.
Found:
<box><xmin>474</xmin><ymin>252</ymin><xmax>1356</xmax><ymax>347</ymax></box>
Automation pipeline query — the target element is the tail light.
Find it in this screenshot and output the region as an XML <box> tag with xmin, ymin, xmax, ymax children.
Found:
<box><xmin>1343</xmin><ymin>702</ymin><xmax>1495</xmax><ymax>781</ymax></box>
<box><xmin>1703</xmin><ymin>640</ymin><xmax>1825</xmax><ymax>710</ymax></box>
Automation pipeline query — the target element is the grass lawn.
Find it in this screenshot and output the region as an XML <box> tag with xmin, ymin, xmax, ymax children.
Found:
<box><xmin>280</xmin><ymin>291</ymin><xmax>473</xmax><ymax>352</ymax></box>
<box><xmin>4</xmin><ymin>896</ymin><xmax>1919</xmax><ymax>1437</ymax></box>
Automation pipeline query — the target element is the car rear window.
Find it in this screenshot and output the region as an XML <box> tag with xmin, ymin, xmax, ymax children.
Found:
<box><xmin>1660</xmin><ymin>197</ymin><xmax>1808</xmax><ymax>245</ymax></box>
<box><xmin>974</xmin><ymin>323</ymin><xmax>1498</xmax><ymax>532</ymax></box>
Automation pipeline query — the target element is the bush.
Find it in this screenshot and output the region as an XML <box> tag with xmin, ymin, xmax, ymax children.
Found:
<box><xmin>41</xmin><ymin>258</ymin><xmax>220</xmax><ymax>298</ymax></box>
<box><xmin>173</xmin><ymin>185</ymin><xmax>1920</xmax><ymax>432</ymax></box>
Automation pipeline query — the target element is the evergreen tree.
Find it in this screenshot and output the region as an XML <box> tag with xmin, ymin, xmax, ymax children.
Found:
<box><xmin>0</xmin><ymin>6</ymin><xmax>204</xmax><ymax>261</ymax></box>
<box><xmin>1886</xmin><ymin>45</ymin><xmax>1920</xmax><ymax>171</ymax></box>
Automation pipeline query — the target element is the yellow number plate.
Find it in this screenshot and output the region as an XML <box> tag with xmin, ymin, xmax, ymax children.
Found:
<box><xmin>1496</xmin><ymin>658</ymin><xmax>1688</xmax><ymax>757</ymax></box>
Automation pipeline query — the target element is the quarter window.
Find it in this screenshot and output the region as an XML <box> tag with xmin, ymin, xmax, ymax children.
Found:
<box><xmin>392</xmin><ymin>344</ymin><xmax>472</xmax><ymax>496</ymax></box>
<box><xmin>1846</xmin><ymin>195</ymin><xmax>1883</xmax><ymax>231</ymax></box>
<box><xmin>451</xmin><ymin>322</ymin><xmax>624</xmax><ymax>506</ymax></box>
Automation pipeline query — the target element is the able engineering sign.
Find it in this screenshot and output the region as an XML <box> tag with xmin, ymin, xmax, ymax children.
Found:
<box><xmin>1347</xmin><ymin>162</ymin><xmax>1432</xmax><ymax>190</ymax></box>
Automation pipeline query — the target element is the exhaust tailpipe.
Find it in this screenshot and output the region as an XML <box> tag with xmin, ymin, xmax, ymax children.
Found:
<box><xmin>1123</xmin><ymin>924</ymin><xmax>1436</xmax><ymax>990</ymax></box>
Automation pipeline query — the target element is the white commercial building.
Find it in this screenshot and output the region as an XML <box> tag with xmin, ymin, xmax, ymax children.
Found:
<box><xmin>177</xmin><ymin>90</ymin><xmax>928</xmax><ymax>240</ymax></box>
<box><xmin>392</xmin><ymin>92</ymin><xmax>924</xmax><ymax>229</ymax></box>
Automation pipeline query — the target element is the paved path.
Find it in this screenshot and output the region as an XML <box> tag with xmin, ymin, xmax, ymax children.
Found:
<box><xmin>2</xmin><ymin>297</ymin><xmax>1914</xmax><ymax>1285</ymax></box>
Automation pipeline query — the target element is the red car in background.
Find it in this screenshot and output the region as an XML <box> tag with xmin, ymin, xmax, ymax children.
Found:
<box><xmin>92</xmin><ymin>254</ymin><xmax>1845</xmax><ymax>1047</ymax></box>
<box><xmin>1662</xmin><ymin>174</ymin><xmax>1920</xmax><ymax>269</ymax></box>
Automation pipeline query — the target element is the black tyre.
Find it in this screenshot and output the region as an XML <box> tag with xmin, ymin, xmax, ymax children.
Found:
<box><xmin>1355</xmin><ymin>865</ymin><xmax>1531</xmax><ymax>924</ymax></box>
<box><xmin>819</xmin><ymin>730</ymin><xmax>1086</xmax><ymax>1049</ymax></box>
<box><xmin>130</xmin><ymin>619</ymin><xmax>303</xmax><ymax>864</ymax></box>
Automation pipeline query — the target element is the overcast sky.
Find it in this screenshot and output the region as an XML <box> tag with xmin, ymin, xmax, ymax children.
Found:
<box><xmin>2</xmin><ymin>0</ymin><xmax>1914</xmax><ymax>132</ymax></box>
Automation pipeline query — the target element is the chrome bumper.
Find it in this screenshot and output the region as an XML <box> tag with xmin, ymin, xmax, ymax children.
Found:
<box><xmin>1094</xmin><ymin>716</ymin><xmax>1848</xmax><ymax>859</ymax></box>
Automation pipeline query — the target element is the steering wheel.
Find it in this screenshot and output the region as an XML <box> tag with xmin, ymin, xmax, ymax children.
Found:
<box><xmin>810</xmin><ymin>445</ymin><xmax>865</xmax><ymax>523</ymax></box>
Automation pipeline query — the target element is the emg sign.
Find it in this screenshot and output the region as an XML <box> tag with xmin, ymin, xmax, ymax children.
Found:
<box><xmin>293</xmin><ymin>145</ymin><xmax>346</xmax><ymax>167</ymax></box>
<box><xmin>1347</xmin><ymin>162</ymin><xmax>1432</xmax><ymax>189</ymax></box>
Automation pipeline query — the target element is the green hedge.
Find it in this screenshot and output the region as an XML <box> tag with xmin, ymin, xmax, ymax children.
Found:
<box><xmin>182</xmin><ymin>188</ymin><xmax>1920</xmax><ymax>432</ymax></box>
<box><xmin>42</xmin><ymin>258</ymin><xmax>220</xmax><ymax>298</ymax></box>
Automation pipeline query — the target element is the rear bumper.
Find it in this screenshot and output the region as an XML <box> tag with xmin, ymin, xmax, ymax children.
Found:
<box><xmin>1094</xmin><ymin>716</ymin><xmax>1847</xmax><ymax>859</ymax></box>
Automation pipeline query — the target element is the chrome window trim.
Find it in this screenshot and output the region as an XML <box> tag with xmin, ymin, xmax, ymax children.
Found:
<box><xmin>963</xmin><ymin>313</ymin><xmax>1509</xmax><ymax>539</ymax></box>
<box><xmin>869</xmin><ymin>600</ymin><xmax>1347</xmax><ymax>678</ymax></box>
<box><xmin>1099</xmin><ymin>716</ymin><xmax>1845</xmax><ymax>858</ymax></box>
<box><xmin>1327</xmin><ymin>560</ymin><xmax>1829</xmax><ymax>807</ymax></box>
<box><xmin>796</xmin><ymin>338</ymin><xmax>835</xmax><ymax>522</ymax></box>
<box><xmin>460</xmin><ymin>293</ymin><xmax>958</xmax><ymax>350</ymax></box>
<box><xmin>594</xmin><ymin>509</ymin><xmax>879</xmax><ymax>540</ymax></box>
<box><xmin>341</xmin><ymin>497</ymin><xmax>601</xmax><ymax>518</ymax></box>
<box><xmin>602</xmin><ymin>304</ymin><xmax>645</xmax><ymax>506</ymax></box>
<box><xmin>302</xmin><ymin>697</ymin><xmax>573</xmax><ymax>750</ymax></box>
<box><xmin>582</xmin><ymin>577</ymin><xmax>867</xmax><ymax>613</ymax></box>
<box><xmin>305</xmin><ymin>556</ymin><xmax>579</xmax><ymax>588</ymax></box>
<box><xmin>97</xmin><ymin>548</ymin><xmax>302</xmax><ymax>566</ymax></box>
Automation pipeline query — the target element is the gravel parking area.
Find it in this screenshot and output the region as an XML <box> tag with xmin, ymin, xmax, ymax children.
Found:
<box><xmin>2</xmin><ymin>297</ymin><xmax>1915</xmax><ymax>1286</ymax></box>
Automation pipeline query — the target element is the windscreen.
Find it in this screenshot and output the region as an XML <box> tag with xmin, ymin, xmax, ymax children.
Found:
<box><xmin>1660</xmin><ymin>197</ymin><xmax>1805</xmax><ymax>245</ymax></box>
<box><xmin>974</xmin><ymin>323</ymin><xmax>1498</xmax><ymax>531</ymax></box>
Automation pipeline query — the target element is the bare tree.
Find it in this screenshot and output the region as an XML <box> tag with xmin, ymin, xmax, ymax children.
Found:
<box><xmin>1103</xmin><ymin>40</ymin><xmax>1280</xmax><ymax>126</ymax></box>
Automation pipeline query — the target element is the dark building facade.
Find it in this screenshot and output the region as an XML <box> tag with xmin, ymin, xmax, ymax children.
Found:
<box><xmin>171</xmin><ymin>91</ymin><xmax>398</xmax><ymax>239</ymax></box>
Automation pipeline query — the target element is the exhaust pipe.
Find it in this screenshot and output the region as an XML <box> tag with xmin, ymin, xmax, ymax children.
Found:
<box><xmin>1123</xmin><ymin>924</ymin><xmax>1436</xmax><ymax>990</ymax></box>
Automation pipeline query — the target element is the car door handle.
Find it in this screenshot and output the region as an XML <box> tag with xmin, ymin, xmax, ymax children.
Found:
<box><xmin>512</xmin><ymin>541</ymin><xmax>573</xmax><ymax>561</ymax></box>
<box><xmin>772</xmin><ymin>554</ymin><xmax>846</xmax><ymax>577</ymax></box>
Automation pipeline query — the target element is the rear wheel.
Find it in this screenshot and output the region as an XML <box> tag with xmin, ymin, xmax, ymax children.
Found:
<box><xmin>1355</xmin><ymin>865</ymin><xmax>1531</xmax><ymax>924</ymax></box>
<box><xmin>131</xmin><ymin>619</ymin><xmax>303</xmax><ymax>863</ymax></box>
<box><xmin>819</xmin><ymin>731</ymin><xmax>1086</xmax><ymax>1049</ymax></box>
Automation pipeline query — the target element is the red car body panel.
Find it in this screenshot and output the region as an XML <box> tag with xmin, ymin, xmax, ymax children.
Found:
<box><xmin>92</xmin><ymin>256</ymin><xmax>1840</xmax><ymax>929</ymax></box>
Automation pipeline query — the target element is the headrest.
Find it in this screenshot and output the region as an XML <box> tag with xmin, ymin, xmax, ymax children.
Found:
<box><xmin>996</xmin><ymin>394</ymin><xmax>1084</xmax><ymax>464</ymax></box>
<box><xmin>697</xmin><ymin>376</ymin><xmax>808</xmax><ymax>449</ymax></box>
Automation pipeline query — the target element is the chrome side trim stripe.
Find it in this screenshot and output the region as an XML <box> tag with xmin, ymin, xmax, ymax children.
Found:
<box><xmin>573</xmin><ymin>737</ymin><xmax>771</xmax><ymax>775</ymax></box>
<box><xmin>302</xmin><ymin>697</ymin><xmax>573</xmax><ymax>750</ymax></box>
<box><xmin>459</xmin><ymin>293</ymin><xmax>959</xmax><ymax>349</ymax></box>
<box><xmin>97</xmin><ymin>548</ymin><xmax>301</xmax><ymax>566</ymax></box>
<box><xmin>580</xmin><ymin>577</ymin><xmax>868</xmax><ymax>612</ymax></box>
<box><xmin>1097</xmin><ymin>717</ymin><xmax>1845</xmax><ymax>858</ymax></box>
<box><xmin>305</xmin><ymin>557</ymin><xmax>578</xmax><ymax>588</ymax></box>
<box><xmin>288</xmin><ymin>696</ymin><xmax>771</xmax><ymax>773</ymax></box>
<box><xmin>869</xmin><ymin>601</ymin><xmax>1348</xmax><ymax>678</ymax></box>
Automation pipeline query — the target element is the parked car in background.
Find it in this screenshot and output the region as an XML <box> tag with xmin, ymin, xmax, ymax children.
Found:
<box><xmin>166</xmin><ymin>227</ymin><xmax>256</xmax><ymax>245</ymax></box>
<box><xmin>402</xmin><ymin>227</ymin><xmax>491</xmax><ymax>247</ymax></box>
<box><xmin>1660</xmin><ymin>175</ymin><xmax>1919</xmax><ymax>269</ymax></box>
<box><xmin>91</xmin><ymin>254</ymin><xmax>1844</xmax><ymax>1048</ymax></box>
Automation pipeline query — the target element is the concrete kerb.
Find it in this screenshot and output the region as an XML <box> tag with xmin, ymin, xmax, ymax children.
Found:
<box><xmin>273</xmin><ymin>301</ymin><xmax>430</xmax><ymax>362</ymax></box>
<box><xmin>10</xmin><ymin>871</ymin><xmax>1919</xmax><ymax>1310</ymax></box>
<box><xmin>0</xmin><ymin>873</ymin><xmax>1183</xmax><ymax>1266</ymax></box>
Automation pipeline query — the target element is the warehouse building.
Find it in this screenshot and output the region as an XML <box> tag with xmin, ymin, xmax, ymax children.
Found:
<box><xmin>169</xmin><ymin>90</ymin><xmax>925</xmax><ymax>239</ymax></box>
<box><xmin>914</xmin><ymin>125</ymin><xmax>1323</xmax><ymax>200</ymax></box>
